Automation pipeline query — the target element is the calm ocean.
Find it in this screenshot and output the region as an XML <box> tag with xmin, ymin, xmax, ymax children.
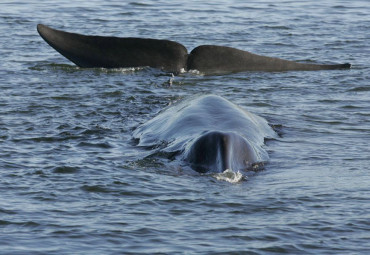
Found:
<box><xmin>1</xmin><ymin>0</ymin><xmax>369</xmax><ymax>254</ymax></box>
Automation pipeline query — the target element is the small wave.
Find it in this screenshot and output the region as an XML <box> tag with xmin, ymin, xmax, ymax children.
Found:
<box><xmin>0</xmin><ymin>208</ymin><xmax>17</xmax><ymax>215</ymax></box>
<box><xmin>0</xmin><ymin>220</ymin><xmax>40</xmax><ymax>227</ymax></box>
<box><xmin>348</xmin><ymin>86</ymin><xmax>370</xmax><ymax>92</ymax></box>
<box><xmin>129</xmin><ymin>2</ymin><xmax>151</xmax><ymax>6</ymax></box>
<box><xmin>77</xmin><ymin>141</ymin><xmax>113</xmax><ymax>149</ymax></box>
<box><xmin>98</xmin><ymin>66</ymin><xmax>147</xmax><ymax>74</ymax></box>
<box><xmin>262</xmin><ymin>25</ymin><xmax>291</xmax><ymax>30</ymax></box>
<box><xmin>30</xmin><ymin>63</ymin><xmax>147</xmax><ymax>74</ymax></box>
<box><xmin>213</xmin><ymin>169</ymin><xmax>244</xmax><ymax>183</ymax></box>
<box><xmin>29</xmin><ymin>63</ymin><xmax>80</xmax><ymax>72</ymax></box>
<box><xmin>102</xmin><ymin>90</ymin><xmax>124</xmax><ymax>97</ymax></box>
<box><xmin>50</xmin><ymin>96</ymin><xmax>75</xmax><ymax>101</ymax></box>
<box><xmin>13</xmin><ymin>134</ymin><xmax>83</xmax><ymax>143</ymax></box>
<box><xmin>340</xmin><ymin>105</ymin><xmax>363</xmax><ymax>109</ymax></box>
<box><xmin>53</xmin><ymin>166</ymin><xmax>80</xmax><ymax>174</ymax></box>
<box><xmin>81</xmin><ymin>185</ymin><xmax>112</xmax><ymax>193</ymax></box>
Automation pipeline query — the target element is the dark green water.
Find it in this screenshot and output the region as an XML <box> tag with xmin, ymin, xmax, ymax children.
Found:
<box><xmin>1</xmin><ymin>0</ymin><xmax>369</xmax><ymax>254</ymax></box>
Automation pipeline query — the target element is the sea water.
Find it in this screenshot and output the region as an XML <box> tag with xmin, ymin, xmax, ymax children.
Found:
<box><xmin>0</xmin><ymin>0</ymin><xmax>369</xmax><ymax>254</ymax></box>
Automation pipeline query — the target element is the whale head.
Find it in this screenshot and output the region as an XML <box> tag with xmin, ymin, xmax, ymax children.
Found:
<box><xmin>184</xmin><ymin>131</ymin><xmax>259</xmax><ymax>173</ymax></box>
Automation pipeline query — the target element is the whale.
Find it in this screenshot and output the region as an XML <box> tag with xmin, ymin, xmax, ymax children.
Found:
<box><xmin>133</xmin><ymin>94</ymin><xmax>277</xmax><ymax>173</ymax></box>
<box><xmin>37</xmin><ymin>24</ymin><xmax>351</xmax><ymax>75</ymax></box>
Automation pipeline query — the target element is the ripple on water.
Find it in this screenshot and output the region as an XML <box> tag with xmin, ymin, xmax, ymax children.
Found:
<box><xmin>348</xmin><ymin>86</ymin><xmax>370</xmax><ymax>92</ymax></box>
<box><xmin>52</xmin><ymin>166</ymin><xmax>80</xmax><ymax>174</ymax></box>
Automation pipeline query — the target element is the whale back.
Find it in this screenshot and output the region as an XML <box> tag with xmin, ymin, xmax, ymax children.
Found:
<box><xmin>37</xmin><ymin>24</ymin><xmax>188</xmax><ymax>73</ymax></box>
<box><xmin>133</xmin><ymin>95</ymin><xmax>277</xmax><ymax>172</ymax></box>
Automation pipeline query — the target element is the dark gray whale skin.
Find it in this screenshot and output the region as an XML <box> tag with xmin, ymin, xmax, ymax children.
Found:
<box><xmin>133</xmin><ymin>95</ymin><xmax>277</xmax><ymax>173</ymax></box>
<box><xmin>37</xmin><ymin>24</ymin><xmax>187</xmax><ymax>73</ymax></box>
<box><xmin>187</xmin><ymin>45</ymin><xmax>351</xmax><ymax>74</ymax></box>
<box><xmin>37</xmin><ymin>24</ymin><xmax>351</xmax><ymax>75</ymax></box>
<box><xmin>185</xmin><ymin>131</ymin><xmax>259</xmax><ymax>173</ymax></box>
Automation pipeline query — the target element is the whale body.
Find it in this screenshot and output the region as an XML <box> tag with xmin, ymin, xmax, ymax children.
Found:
<box><xmin>133</xmin><ymin>95</ymin><xmax>277</xmax><ymax>173</ymax></box>
<box><xmin>37</xmin><ymin>24</ymin><xmax>351</xmax><ymax>75</ymax></box>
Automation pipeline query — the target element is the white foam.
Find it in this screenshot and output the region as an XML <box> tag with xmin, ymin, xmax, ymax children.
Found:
<box><xmin>179</xmin><ymin>68</ymin><xmax>187</xmax><ymax>74</ymax></box>
<box><xmin>187</xmin><ymin>69</ymin><xmax>204</xmax><ymax>75</ymax></box>
<box><xmin>213</xmin><ymin>169</ymin><xmax>244</xmax><ymax>183</ymax></box>
<box><xmin>99</xmin><ymin>66</ymin><xmax>146</xmax><ymax>73</ymax></box>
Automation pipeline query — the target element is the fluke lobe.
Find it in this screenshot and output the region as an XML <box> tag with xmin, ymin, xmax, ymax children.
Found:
<box><xmin>37</xmin><ymin>24</ymin><xmax>351</xmax><ymax>74</ymax></box>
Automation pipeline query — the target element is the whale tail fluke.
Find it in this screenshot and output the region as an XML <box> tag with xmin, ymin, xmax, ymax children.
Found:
<box><xmin>187</xmin><ymin>45</ymin><xmax>351</xmax><ymax>74</ymax></box>
<box><xmin>37</xmin><ymin>24</ymin><xmax>188</xmax><ymax>73</ymax></box>
<box><xmin>37</xmin><ymin>24</ymin><xmax>351</xmax><ymax>74</ymax></box>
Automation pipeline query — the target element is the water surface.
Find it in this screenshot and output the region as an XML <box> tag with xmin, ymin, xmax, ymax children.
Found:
<box><xmin>1</xmin><ymin>0</ymin><xmax>369</xmax><ymax>254</ymax></box>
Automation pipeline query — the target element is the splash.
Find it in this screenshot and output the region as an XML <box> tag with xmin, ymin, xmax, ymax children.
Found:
<box><xmin>213</xmin><ymin>169</ymin><xmax>244</xmax><ymax>183</ymax></box>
